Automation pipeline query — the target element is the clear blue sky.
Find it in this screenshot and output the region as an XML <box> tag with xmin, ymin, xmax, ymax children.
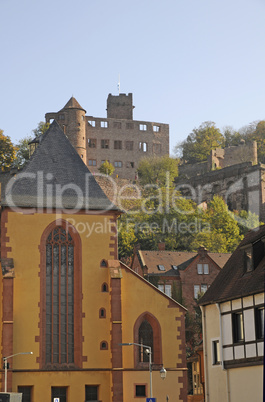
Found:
<box><xmin>1</xmin><ymin>0</ymin><xmax>265</xmax><ymax>154</ymax></box>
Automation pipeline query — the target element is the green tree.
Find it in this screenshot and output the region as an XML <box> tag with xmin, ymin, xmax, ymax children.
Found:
<box><xmin>14</xmin><ymin>135</ymin><xmax>33</xmax><ymax>169</ymax></box>
<box><xmin>176</xmin><ymin>121</ymin><xmax>225</xmax><ymax>164</ymax></box>
<box><xmin>32</xmin><ymin>121</ymin><xmax>50</xmax><ymax>137</ymax></box>
<box><xmin>137</xmin><ymin>156</ymin><xmax>179</xmax><ymax>186</ymax></box>
<box><xmin>191</xmin><ymin>196</ymin><xmax>242</xmax><ymax>252</ymax></box>
<box><xmin>0</xmin><ymin>130</ymin><xmax>17</xmax><ymax>171</ymax></box>
<box><xmin>99</xmin><ymin>161</ymin><xmax>115</xmax><ymax>176</ymax></box>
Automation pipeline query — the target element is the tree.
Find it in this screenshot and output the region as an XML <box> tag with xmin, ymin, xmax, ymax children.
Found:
<box><xmin>0</xmin><ymin>129</ymin><xmax>17</xmax><ymax>171</ymax></box>
<box><xmin>176</xmin><ymin>121</ymin><xmax>225</xmax><ymax>164</ymax></box>
<box><xmin>14</xmin><ymin>135</ymin><xmax>33</xmax><ymax>169</ymax></box>
<box><xmin>98</xmin><ymin>161</ymin><xmax>115</xmax><ymax>176</ymax></box>
<box><xmin>137</xmin><ymin>155</ymin><xmax>179</xmax><ymax>186</ymax></box>
<box><xmin>191</xmin><ymin>196</ymin><xmax>242</xmax><ymax>252</ymax></box>
<box><xmin>32</xmin><ymin>121</ymin><xmax>50</xmax><ymax>137</ymax></box>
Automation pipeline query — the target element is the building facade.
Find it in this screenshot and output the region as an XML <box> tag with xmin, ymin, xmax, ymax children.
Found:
<box><xmin>45</xmin><ymin>93</ymin><xmax>169</xmax><ymax>180</ymax></box>
<box><xmin>0</xmin><ymin>122</ymin><xmax>186</xmax><ymax>402</ymax></box>
<box><xmin>199</xmin><ymin>225</ymin><xmax>265</xmax><ymax>402</ymax></box>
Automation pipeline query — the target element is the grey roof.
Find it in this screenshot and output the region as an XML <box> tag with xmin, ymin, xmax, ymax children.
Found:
<box><xmin>2</xmin><ymin>121</ymin><xmax>119</xmax><ymax>212</ymax></box>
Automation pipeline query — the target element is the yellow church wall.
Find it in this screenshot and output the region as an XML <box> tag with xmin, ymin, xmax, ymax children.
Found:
<box><xmin>3</xmin><ymin>210</ymin><xmax>116</xmax><ymax>371</ymax></box>
<box><xmin>120</xmin><ymin>267</ymin><xmax>184</xmax><ymax>368</ymax></box>
<box><xmin>123</xmin><ymin>370</ymin><xmax>183</xmax><ymax>401</ymax></box>
<box><xmin>12</xmin><ymin>370</ymin><xmax>112</xmax><ymax>402</ymax></box>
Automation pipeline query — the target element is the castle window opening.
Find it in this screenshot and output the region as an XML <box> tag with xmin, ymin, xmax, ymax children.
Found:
<box><xmin>139</xmin><ymin>124</ymin><xmax>147</xmax><ymax>131</ymax></box>
<box><xmin>88</xmin><ymin>138</ymin><xmax>97</xmax><ymax>148</ymax></box>
<box><xmin>114</xmin><ymin>121</ymin><xmax>122</xmax><ymax>129</ymax></box>
<box><xmin>126</xmin><ymin>122</ymin><xmax>134</xmax><ymax>129</ymax></box>
<box><xmin>126</xmin><ymin>161</ymin><xmax>134</xmax><ymax>168</ymax></box>
<box><xmin>58</xmin><ymin>114</ymin><xmax>65</xmax><ymax>120</ymax></box>
<box><xmin>153</xmin><ymin>143</ymin><xmax>161</xmax><ymax>153</ymax></box>
<box><xmin>139</xmin><ymin>142</ymin><xmax>148</xmax><ymax>152</ymax></box>
<box><xmin>125</xmin><ymin>141</ymin><xmax>134</xmax><ymax>151</ymax></box>
<box><xmin>101</xmin><ymin>139</ymin><xmax>109</xmax><ymax>149</ymax></box>
<box><xmin>101</xmin><ymin>121</ymin><xmax>108</xmax><ymax>128</ymax></box>
<box><xmin>153</xmin><ymin>125</ymin><xmax>160</xmax><ymax>132</ymax></box>
<box><xmin>114</xmin><ymin>161</ymin><xmax>122</xmax><ymax>168</ymax></box>
<box><xmin>101</xmin><ymin>160</ymin><xmax>109</xmax><ymax>164</ymax></box>
<box><xmin>114</xmin><ymin>140</ymin><xmax>122</xmax><ymax>150</ymax></box>
<box><xmin>88</xmin><ymin>159</ymin><xmax>97</xmax><ymax>166</ymax></box>
<box><xmin>88</xmin><ymin>120</ymin><xmax>95</xmax><ymax>127</ymax></box>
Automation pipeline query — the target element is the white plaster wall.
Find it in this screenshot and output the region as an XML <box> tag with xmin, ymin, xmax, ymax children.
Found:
<box><xmin>243</xmin><ymin>295</ymin><xmax>254</xmax><ymax>308</ymax></box>
<box><xmin>220</xmin><ymin>301</ymin><xmax>230</xmax><ymax>313</ymax></box>
<box><xmin>254</xmin><ymin>293</ymin><xmax>264</xmax><ymax>305</ymax></box>
<box><xmin>243</xmin><ymin>308</ymin><xmax>255</xmax><ymax>342</ymax></box>
<box><xmin>222</xmin><ymin>314</ymin><xmax>233</xmax><ymax>346</ymax></box>
<box><xmin>231</xmin><ymin>298</ymin><xmax>241</xmax><ymax>310</ymax></box>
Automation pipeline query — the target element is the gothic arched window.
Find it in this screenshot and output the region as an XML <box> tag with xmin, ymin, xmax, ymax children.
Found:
<box><xmin>138</xmin><ymin>320</ymin><xmax>153</xmax><ymax>362</ymax></box>
<box><xmin>40</xmin><ymin>221</ymin><xmax>82</xmax><ymax>369</ymax></box>
<box><xmin>46</xmin><ymin>227</ymin><xmax>74</xmax><ymax>364</ymax></box>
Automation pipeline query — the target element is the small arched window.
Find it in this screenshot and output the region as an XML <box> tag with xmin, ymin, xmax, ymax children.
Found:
<box><xmin>100</xmin><ymin>341</ymin><xmax>108</xmax><ymax>350</ymax></box>
<box><xmin>99</xmin><ymin>308</ymin><xmax>106</xmax><ymax>318</ymax></box>
<box><xmin>101</xmin><ymin>283</ymin><xmax>108</xmax><ymax>292</ymax></box>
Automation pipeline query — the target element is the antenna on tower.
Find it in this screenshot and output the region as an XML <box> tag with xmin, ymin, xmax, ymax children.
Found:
<box><xmin>117</xmin><ymin>74</ymin><xmax>120</xmax><ymax>95</ymax></box>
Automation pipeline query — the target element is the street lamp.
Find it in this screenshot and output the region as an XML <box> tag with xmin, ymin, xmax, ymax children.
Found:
<box><xmin>3</xmin><ymin>352</ymin><xmax>33</xmax><ymax>393</ymax></box>
<box><xmin>119</xmin><ymin>342</ymin><xmax>167</xmax><ymax>398</ymax></box>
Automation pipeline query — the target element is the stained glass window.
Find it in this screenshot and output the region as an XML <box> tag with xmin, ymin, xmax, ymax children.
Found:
<box><xmin>46</xmin><ymin>227</ymin><xmax>74</xmax><ymax>364</ymax></box>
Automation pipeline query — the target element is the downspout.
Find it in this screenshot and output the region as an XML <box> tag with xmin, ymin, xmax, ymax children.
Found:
<box><xmin>200</xmin><ymin>305</ymin><xmax>209</xmax><ymax>402</ymax></box>
<box><xmin>217</xmin><ymin>303</ymin><xmax>230</xmax><ymax>402</ymax></box>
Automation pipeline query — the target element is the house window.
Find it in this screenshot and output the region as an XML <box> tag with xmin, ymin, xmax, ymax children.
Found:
<box><xmin>153</xmin><ymin>125</ymin><xmax>160</xmax><ymax>132</ymax></box>
<box><xmin>114</xmin><ymin>140</ymin><xmax>122</xmax><ymax>150</ymax></box>
<box><xmin>201</xmin><ymin>284</ymin><xmax>208</xmax><ymax>294</ymax></box>
<box><xmin>212</xmin><ymin>340</ymin><xmax>220</xmax><ymax>365</ymax></box>
<box><xmin>139</xmin><ymin>124</ymin><xmax>147</xmax><ymax>131</ymax></box>
<box><xmin>51</xmin><ymin>387</ymin><xmax>67</xmax><ymax>402</ymax></box>
<box><xmin>85</xmin><ymin>385</ymin><xmax>98</xmax><ymax>401</ymax></box>
<box><xmin>126</xmin><ymin>122</ymin><xmax>134</xmax><ymax>129</ymax></box>
<box><xmin>135</xmin><ymin>384</ymin><xmax>146</xmax><ymax>397</ymax></box>
<box><xmin>101</xmin><ymin>139</ymin><xmax>109</xmax><ymax>149</ymax></box>
<box><xmin>197</xmin><ymin>264</ymin><xmax>209</xmax><ymax>274</ymax></box>
<box><xmin>158</xmin><ymin>284</ymin><xmax>172</xmax><ymax>298</ymax></box>
<box><xmin>153</xmin><ymin>143</ymin><xmax>161</xmax><ymax>153</ymax></box>
<box><xmin>18</xmin><ymin>386</ymin><xmax>32</xmax><ymax>402</ymax></box>
<box><xmin>88</xmin><ymin>138</ymin><xmax>97</xmax><ymax>148</ymax></box>
<box><xmin>88</xmin><ymin>159</ymin><xmax>97</xmax><ymax>166</ymax></box>
<box><xmin>126</xmin><ymin>161</ymin><xmax>135</xmax><ymax>168</ymax></box>
<box><xmin>114</xmin><ymin>121</ymin><xmax>122</xmax><ymax>129</ymax></box>
<box><xmin>139</xmin><ymin>320</ymin><xmax>153</xmax><ymax>363</ymax></box>
<box><xmin>197</xmin><ymin>264</ymin><xmax>203</xmax><ymax>274</ymax></box>
<box><xmin>194</xmin><ymin>285</ymin><xmax>200</xmax><ymax>299</ymax></box>
<box><xmin>88</xmin><ymin>120</ymin><xmax>95</xmax><ymax>127</ymax></box>
<box><xmin>46</xmin><ymin>227</ymin><xmax>74</xmax><ymax>365</ymax></box>
<box><xmin>244</xmin><ymin>248</ymin><xmax>253</xmax><ymax>272</ymax></box>
<box><xmin>125</xmin><ymin>141</ymin><xmax>134</xmax><ymax>150</ymax></box>
<box><xmin>255</xmin><ymin>307</ymin><xmax>264</xmax><ymax>340</ymax></box>
<box><xmin>232</xmin><ymin>312</ymin><xmax>244</xmax><ymax>343</ymax></box>
<box><xmin>139</xmin><ymin>142</ymin><xmax>148</xmax><ymax>152</ymax></box>
<box><xmin>114</xmin><ymin>161</ymin><xmax>122</xmax><ymax>168</ymax></box>
<box><xmin>100</xmin><ymin>121</ymin><xmax>108</xmax><ymax>128</ymax></box>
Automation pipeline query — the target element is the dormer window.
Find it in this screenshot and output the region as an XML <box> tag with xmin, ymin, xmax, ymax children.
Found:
<box><xmin>244</xmin><ymin>247</ymin><xmax>253</xmax><ymax>272</ymax></box>
<box><xmin>157</xmin><ymin>264</ymin><xmax>165</xmax><ymax>271</ymax></box>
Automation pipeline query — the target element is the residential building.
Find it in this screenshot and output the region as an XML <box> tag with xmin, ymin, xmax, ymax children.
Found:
<box><xmin>45</xmin><ymin>93</ymin><xmax>169</xmax><ymax>180</ymax></box>
<box><xmin>0</xmin><ymin>121</ymin><xmax>187</xmax><ymax>401</ymax></box>
<box><xmin>199</xmin><ymin>225</ymin><xmax>265</xmax><ymax>402</ymax></box>
<box><xmin>131</xmin><ymin>243</ymin><xmax>231</xmax><ymax>314</ymax></box>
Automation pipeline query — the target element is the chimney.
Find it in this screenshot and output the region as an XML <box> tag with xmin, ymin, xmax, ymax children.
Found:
<box><xmin>198</xmin><ymin>246</ymin><xmax>207</xmax><ymax>258</ymax></box>
<box><xmin>158</xmin><ymin>242</ymin><xmax>165</xmax><ymax>251</ymax></box>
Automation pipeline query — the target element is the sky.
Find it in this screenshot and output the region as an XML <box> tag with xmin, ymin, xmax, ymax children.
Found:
<box><xmin>1</xmin><ymin>0</ymin><xmax>265</xmax><ymax>154</ymax></box>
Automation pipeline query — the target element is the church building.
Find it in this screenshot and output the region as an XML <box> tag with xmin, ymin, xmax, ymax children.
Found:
<box><xmin>0</xmin><ymin>121</ymin><xmax>187</xmax><ymax>401</ymax></box>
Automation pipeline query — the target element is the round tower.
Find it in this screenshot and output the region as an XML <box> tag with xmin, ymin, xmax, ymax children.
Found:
<box><xmin>47</xmin><ymin>97</ymin><xmax>87</xmax><ymax>162</ymax></box>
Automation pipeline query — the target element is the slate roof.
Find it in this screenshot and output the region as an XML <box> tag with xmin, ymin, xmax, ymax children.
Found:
<box><xmin>137</xmin><ymin>250</ymin><xmax>230</xmax><ymax>275</ymax></box>
<box><xmin>61</xmin><ymin>96</ymin><xmax>86</xmax><ymax>112</ymax></box>
<box><xmin>199</xmin><ymin>225</ymin><xmax>265</xmax><ymax>305</ymax></box>
<box><xmin>2</xmin><ymin>120</ymin><xmax>119</xmax><ymax>212</ymax></box>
